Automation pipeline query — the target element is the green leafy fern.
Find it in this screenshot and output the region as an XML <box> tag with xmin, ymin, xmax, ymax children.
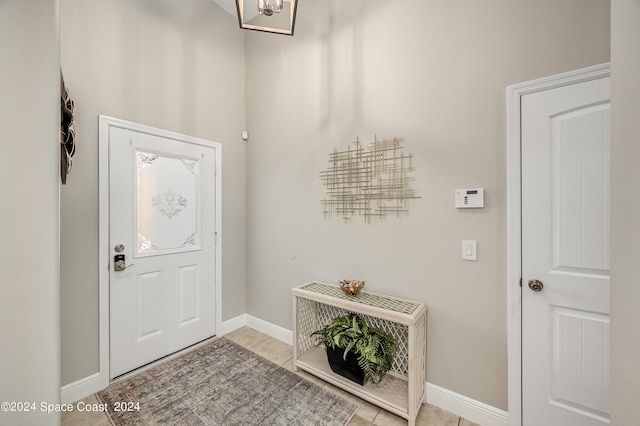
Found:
<box><xmin>311</xmin><ymin>313</ymin><xmax>397</xmax><ymax>384</ymax></box>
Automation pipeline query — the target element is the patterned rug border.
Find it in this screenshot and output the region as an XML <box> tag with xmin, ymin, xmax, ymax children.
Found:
<box><xmin>98</xmin><ymin>337</ymin><xmax>357</xmax><ymax>425</ymax></box>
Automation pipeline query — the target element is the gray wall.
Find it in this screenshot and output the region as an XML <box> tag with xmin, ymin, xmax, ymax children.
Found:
<box><xmin>6</xmin><ymin>0</ymin><xmax>640</xmax><ymax>423</ymax></box>
<box><xmin>59</xmin><ymin>0</ymin><xmax>247</xmax><ymax>386</ymax></box>
<box><xmin>244</xmin><ymin>0</ymin><xmax>610</xmax><ymax>409</ymax></box>
<box><xmin>0</xmin><ymin>1</ymin><xmax>61</xmax><ymax>424</ymax></box>
<box><xmin>610</xmin><ymin>0</ymin><xmax>640</xmax><ymax>423</ymax></box>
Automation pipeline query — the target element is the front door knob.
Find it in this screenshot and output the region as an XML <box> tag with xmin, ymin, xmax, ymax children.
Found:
<box><xmin>528</xmin><ymin>279</ymin><xmax>544</xmax><ymax>292</ymax></box>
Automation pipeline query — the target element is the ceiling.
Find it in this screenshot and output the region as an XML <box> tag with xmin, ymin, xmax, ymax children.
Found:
<box><xmin>211</xmin><ymin>0</ymin><xmax>238</xmax><ymax>17</ymax></box>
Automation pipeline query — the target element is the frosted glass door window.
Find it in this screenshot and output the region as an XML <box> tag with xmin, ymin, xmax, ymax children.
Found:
<box><xmin>136</xmin><ymin>151</ymin><xmax>200</xmax><ymax>256</ymax></box>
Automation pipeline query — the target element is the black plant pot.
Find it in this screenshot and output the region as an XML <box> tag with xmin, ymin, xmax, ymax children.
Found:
<box><xmin>326</xmin><ymin>346</ymin><xmax>365</xmax><ymax>386</ymax></box>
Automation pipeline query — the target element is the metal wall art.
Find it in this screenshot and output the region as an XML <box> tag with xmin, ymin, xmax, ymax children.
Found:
<box><xmin>320</xmin><ymin>135</ymin><xmax>420</xmax><ymax>223</ymax></box>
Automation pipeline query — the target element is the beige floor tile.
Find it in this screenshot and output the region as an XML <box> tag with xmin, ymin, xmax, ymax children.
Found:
<box><xmin>281</xmin><ymin>358</ymin><xmax>295</xmax><ymax>371</ymax></box>
<box><xmin>372</xmin><ymin>408</ymin><xmax>410</xmax><ymax>426</ymax></box>
<box><xmin>223</xmin><ymin>326</ymin><xmax>270</xmax><ymax>349</ymax></box>
<box><xmin>62</xmin><ymin>394</ymin><xmax>111</xmax><ymax>426</ymax></box>
<box><xmin>459</xmin><ymin>417</ymin><xmax>481</xmax><ymax>426</ymax></box>
<box><xmin>288</xmin><ymin>364</ymin><xmax>332</xmax><ymax>387</ymax></box>
<box><xmin>415</xmin><ymin>403</ymin><xmax>460</xmax><ymax>426</ymax></box>
<box><xmin>248</xmin><ymin>335</ymin><xmax>293</xmax><ymax>366</ymax></box>
<box><xmin>349</xmin><ymin>414</ymin><xmax>375</xmax><ymax>425</ymax></box>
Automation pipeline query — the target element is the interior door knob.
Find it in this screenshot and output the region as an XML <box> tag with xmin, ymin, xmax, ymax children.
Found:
<box><xmin>528</xmin><ymin>279</ymin><xmax>544</xmax><ymax>292</ymax></box>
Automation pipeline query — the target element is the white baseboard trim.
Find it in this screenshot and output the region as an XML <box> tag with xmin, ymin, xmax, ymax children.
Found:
<box><xmin>60</xmin><ymin>372</ymin><xmax>108</xmax><ymax>405</ymax></box>
<box><xmin>218</xmin><ymin>314</ymin><xmax>293</xmax><ymax>345</ymax></box>
<box><xmin>217</xmin><ymin>313</ymin><xmax>249</xmax><ymax>336</ymax></box>
<box><xmin>246</xmin><ymin>314</ymin><xmax>293</xmax><ymax>345</ymax></box>
<box><xmin>426</xmin><ymin>382</ymin><xmax>509</xmax><ymax>426</ymax></box>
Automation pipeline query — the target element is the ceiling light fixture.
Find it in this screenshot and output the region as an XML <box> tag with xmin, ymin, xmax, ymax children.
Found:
<box><xmin>235</xmin><ymin>0</ymin><xmax>298</xmax><ymax>36</ymax></box>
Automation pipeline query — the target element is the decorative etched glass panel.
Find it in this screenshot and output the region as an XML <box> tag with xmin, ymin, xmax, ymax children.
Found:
<box><xmin>136</xmin><ymin>150</ymin><xmax>200</xmax><ymax>256</ymax></box>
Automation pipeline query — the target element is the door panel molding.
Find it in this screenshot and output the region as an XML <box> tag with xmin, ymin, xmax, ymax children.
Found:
<box><xmin>549</xmin><ymin>306</ymin><xmax>610</xmax><ymax>420</ymax></box>
<box><xmin>98</xmin><ymin>115</ymin><xmax>222</xmax><ymax>384</ymax></box>
<box><xmin>506</xmin><ymin>63</ymin><xmax>610</xmax><ymax>426</ymax></box>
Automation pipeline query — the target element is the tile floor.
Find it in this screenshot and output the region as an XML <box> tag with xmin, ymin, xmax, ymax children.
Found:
<box><xmin>62</xmin><ymin>327</ymin><xmax>480</xmax><ymax>426</ymax></box>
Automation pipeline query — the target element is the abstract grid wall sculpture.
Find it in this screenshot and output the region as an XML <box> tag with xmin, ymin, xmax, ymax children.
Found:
<box><xmin>320</xmin><ymin>135</ymin><xmax>420</xmax><ymax>223</ymax></box>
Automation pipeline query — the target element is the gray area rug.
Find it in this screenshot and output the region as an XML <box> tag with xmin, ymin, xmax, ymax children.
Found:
<box><xmin>97</xmin><ymin>337</ymin><xmax>357</xmax><ymax>425</ymax></box>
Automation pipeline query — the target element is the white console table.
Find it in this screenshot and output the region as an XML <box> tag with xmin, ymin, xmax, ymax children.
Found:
<box><xmin>292</xmin><ymin>282</ymin><xmax>427</xmax><ymax>426</ymax></box>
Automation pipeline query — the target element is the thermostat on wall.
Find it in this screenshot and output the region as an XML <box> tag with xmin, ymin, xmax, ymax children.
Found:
<box><xmin>455</xmin><ymin>188</ymin><xmax>484</xmax><ymax>208</ymax></box>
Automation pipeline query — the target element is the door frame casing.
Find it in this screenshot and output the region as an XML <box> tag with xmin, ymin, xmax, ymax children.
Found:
<box><xmin>506</xmin><ymin>63</ymin><xmax>610</xmax><ymax>426</ymax></box>
<box><xmin>97</xmin><ymin>115</ymin><xmax>222</xmax><ymax>389</ymax></box>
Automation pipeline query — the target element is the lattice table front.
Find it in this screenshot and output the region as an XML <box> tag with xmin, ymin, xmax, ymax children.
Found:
<box><xmin>292</xmin><ymin>282</ymin><xmax>427</xmax><ymax>426</ymax></box>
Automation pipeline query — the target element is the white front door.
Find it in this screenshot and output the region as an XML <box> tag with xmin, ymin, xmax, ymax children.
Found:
<box><xmin>106</xmin><ymin>118</ymin><xmax>218</xmax><ymax>379</ymax></box>
<box><xmin>521</xmin><ymin>76</ymin><xmax>610</xmax><ymax>425</ymax></box>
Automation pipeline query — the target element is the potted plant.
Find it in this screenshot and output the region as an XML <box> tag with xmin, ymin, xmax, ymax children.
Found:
<box><xmin>311</xmin><ymin>313</ymin><xmax>397</xmax><ymax>385</ymax></box>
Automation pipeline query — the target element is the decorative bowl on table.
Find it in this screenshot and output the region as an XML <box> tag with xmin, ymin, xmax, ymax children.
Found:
<box><xmin>339</xmin><ymin>279</ymin><xmax>365</xmax><ymax>295</ymax></box>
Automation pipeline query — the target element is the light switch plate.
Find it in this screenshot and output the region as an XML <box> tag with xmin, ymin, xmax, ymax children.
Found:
<box><xmin>462</xmin><ymin>240</ymin><xmax>477</xmax><ymax>261</ymax></box>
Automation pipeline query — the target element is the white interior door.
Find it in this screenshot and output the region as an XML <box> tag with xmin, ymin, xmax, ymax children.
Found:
<box><xmin>108</xmin><ymin>121</ymin><xmax>218</xmax><ymax>379</ymax></box>
<box><xmin>521</xmin><ymin>76</ymin><xmax>610</xmax><ymax>425</ymax></box>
